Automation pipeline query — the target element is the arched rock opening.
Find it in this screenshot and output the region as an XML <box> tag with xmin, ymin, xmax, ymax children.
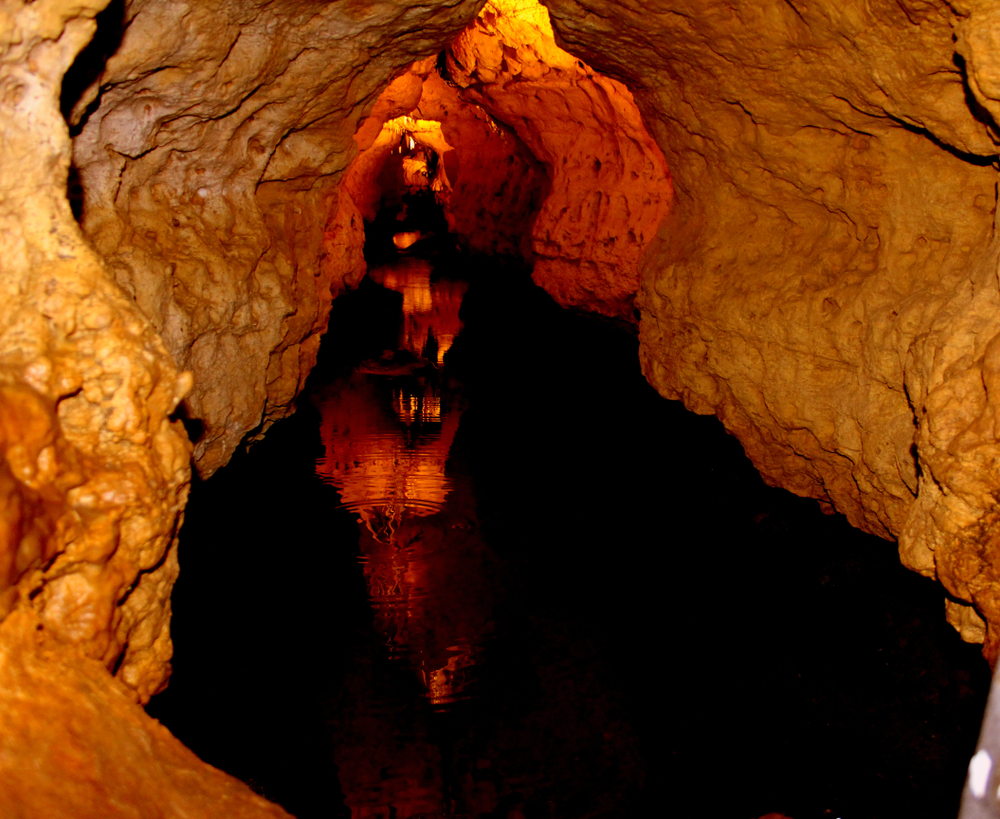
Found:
<box><xmin>342</xmin><ymin>1</ymin><xmax>672</xmax><ymax>320</ymax></box>
<box><xmin>3</xmin><ymin>0</ymin><xmax>1000</xmax><ymax>814</ymax></box>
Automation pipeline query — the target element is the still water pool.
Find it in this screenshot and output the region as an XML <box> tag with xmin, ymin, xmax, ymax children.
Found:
<box><xmin>148</xmin><ymin>254</ymin><xmax>990</xmax><ymax>819</ymax></box>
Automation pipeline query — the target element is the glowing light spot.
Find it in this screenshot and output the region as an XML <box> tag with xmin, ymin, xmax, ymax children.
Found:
<box><xmin>392</xmin><ymin>231</ymin><xmax>421</xmax><ymax>250</ymax></box>
<box><xmin>970</xmin><ymin>749</ymin><xmax>992</xmax><ymax>798</ymax></box>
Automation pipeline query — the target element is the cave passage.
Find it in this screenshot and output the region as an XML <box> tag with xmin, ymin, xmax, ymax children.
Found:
<box><xmin>148</xmin><ymin>247</ymin><xmax>991</xmax><ymax>819</ymax></box>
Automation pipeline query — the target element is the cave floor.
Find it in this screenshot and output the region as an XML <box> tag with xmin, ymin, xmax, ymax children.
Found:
<box><xmin>147</xmin><ymin>250</ymin><xmax>990</xmax><ymax>819</ymax></box>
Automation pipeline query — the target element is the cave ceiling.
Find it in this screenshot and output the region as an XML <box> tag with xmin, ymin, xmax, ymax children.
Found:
<box><xmin>2</xmin><ymin>0</ymin><xmax>1000</xmax><ymax>813</ymax></box>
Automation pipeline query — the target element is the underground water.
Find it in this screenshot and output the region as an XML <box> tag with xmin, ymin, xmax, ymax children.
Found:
<box><xmin>146</xmin><ymin>206</ymin><xmax>992</xmax><ymax>819</ymax></box>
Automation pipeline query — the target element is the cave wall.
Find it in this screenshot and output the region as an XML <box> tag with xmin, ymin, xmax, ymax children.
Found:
<box><xmin>344</xmin><ymin>63</ymin><xmax>550</xmax><ymax>259</ymax></box>
<box><xmin>417</xmin><ymin>70</ymin><xmax>551</xmax><ymax>258</ymax></box>
<box><xmin>7</xmin><ymin>0</ymin><xmax>1000</xmax><ymax>812</ymax></box>
<box><xmin>0</xmin><ymin>0</ymin><xmax>490</xmax><ymax>814</ymax></box>
<box><xmin>446</xmin><ymin>3</ymin><xmax>673</xmax><ymax>319</ymax></box>
<box><xmin>70</xmin><ymin>0</ymin><xmax>489</xmax><ymax>477</ymax></box>
<box><xmin>342</xmin><ymin>1</ymin><xmax>671</xmax><ymax>316</ymax></box>
<box><xmin>0</xmin><ymin>0</ymin><xmax>193</xmax><ymax>703</ymax></box>
<box><xmin>540</xmin><ymin>0</ymin><xmax>1000</xmax><ymax>651</ymax></box>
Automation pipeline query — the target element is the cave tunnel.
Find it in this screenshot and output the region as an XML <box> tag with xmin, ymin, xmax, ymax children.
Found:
<box><xmin>5</xmin><ymin>0</ymin><xmax>1000</xmax><ymax>817</ymax></box>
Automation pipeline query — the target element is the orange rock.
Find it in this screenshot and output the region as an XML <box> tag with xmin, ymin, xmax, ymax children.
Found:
<box><xmin>446</xmin><ymin>0</ymin><xmax>673</xmax><ymax>319</ymax></box>
<box><xmin>0</xmin><ymin>609</ymin><xmax>291</xmax><ymax>818</ymax></box>
<box><xmin>541</xmin><ymin>0</ymin><xmax>1000</xmax><ymax>658</ymax></box>
<box><xmin>8</xmin><ymin>0</ymin><xmax>1000</xmax><ymax>811</ymax></box>
<box><xmin>72</xmin><ymin>0</ymin><xmax>488</xmax><ymax>476</ymax></box>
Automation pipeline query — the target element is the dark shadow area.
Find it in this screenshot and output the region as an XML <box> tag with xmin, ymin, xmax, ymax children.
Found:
<box><xmin>169</xmin><ymin>401</ymin><xmax>205</xmax><ymax>448</ymax></box>
<box><xmin>66</xmin><ymin>162</ymin><xmax>84</xmax><ymax>223</ymax></box>
<box><xmin>60</xmin><ymin>0</ymin><xmax>126</xmax><ymax>225</ymax></box>
<box><xmin>60</xmin><ymin>0</ymin><xmax>126</xmax><ymax>134</ymax></box>
<box><xmin>148</xmin><ymin>253</ymin><xmax>990</xmax><ymax>819</ymax></box>
<box><xmin>954</xmin><ymin>52</ymin><xmax>1000</xmax><ymax>154</ymax></box>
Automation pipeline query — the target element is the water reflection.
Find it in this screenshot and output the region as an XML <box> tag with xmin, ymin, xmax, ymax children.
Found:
<box><xmin>369</xmin><ymin>257</ymin><xmax>466</xmax><ymax>366</ymax></box>
<box><xmin>312</xmin><ymin>255</ymin><xmax>648</xmax><ymax>819</ymax></box>
<box><xmin>313</xmin><ymin>259</ymin><xmax>489</xmax><ymax>710</ymax></box>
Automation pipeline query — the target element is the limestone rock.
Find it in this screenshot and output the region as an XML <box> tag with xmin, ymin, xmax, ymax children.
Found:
<box><xmin>12</xmin><ymin>0</ymin><xmax>1000</xmax><ymax>812</ymax></box>
<box><xmin>0</xmin><ymin>0</ymin><xmax>191</xmax><ymax>703</ymax></box>
<box><xmin>345</xmin><ymin>64</ymin><xmax>549</xmax><ymax>259</ymax></box>
<box><xmin>417</xmin><ymin>70</ymin><xmax>551</xmax><ymax>258</ymax></box>
<box><xmin>542</xmin><ymin>0</ymin><xmax>1000</xmax><ymax>655</ymax></box>
<box><xmin>72</xmin><ymin>0</ymin><xmax>488</xmax><ymax>476</ymax></box>
<box><xmin>446</xmin><ymin>1</ymin><xmax>673</xmax><ymax>319</ymax></box>
<box><xmin>0</xmin><ymin>609</ymin><xmax>291</xmax><ymax>818</ymax></box>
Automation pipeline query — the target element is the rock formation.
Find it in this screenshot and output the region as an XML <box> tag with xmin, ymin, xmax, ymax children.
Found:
<box><xmin>445</xmin><ymin>1</ymin><xmax>673</xmax><ymax>318</ymax></box>
<box><xmin>538</xmin><ymin>0</ymin><xmax>1000</xmax><ymax>656</ymax></box>
<box><xmin>344</xmin><ymin>1</ymin><xmax>673</xmax><ymax>319</ymax></box>
<box><xmin>69</xmin><ymin>0</ymin><xmax>487</xmax><ymax>477</ymax></box>
<box><xmin>0</xmin><ymin>0</ymin><xmax>194</xmax><ymax>717</ymax></box>
<box><xmin>5</xmin><ymin>0</ymin><xmax>1000</xmax><ymax>813</ymax></box>
<box><xmin>345</xmin><ymin>65</ymin><xmax>551</xmax><ymax>260</ymax></box>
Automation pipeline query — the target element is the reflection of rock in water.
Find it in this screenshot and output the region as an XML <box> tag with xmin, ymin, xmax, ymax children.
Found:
<box><xmin>313</xmin><ymin>371</ymin><xmax>463</xmax><ymax>539</ymax></box>
<box><xmin>355</xmin><ymin>493</ymin><xmax>497</xmax><ymax>707</ymax></box>
<box><xmin>314</xmin><ymin>367</ymin><xmax>494</xmax><ymax>707</ymax></box>
<box><xmin>314</xmin><ymin>263</ymin><xmax>644</xmax><ymax>818</ymax></box>
<box><xmin>314</xmin><ymin>366</ymin><xmax>644</xmax><ymax>818</ymax></box>
<box><xmin>327</xmin><ymin>589</ymin><xmax>645</xmax><ymax>819</ymax></box>
<box><xmin>369</xmin><ymin>257</ymin><xmax>467</xmax><ymax>365</ymax></box>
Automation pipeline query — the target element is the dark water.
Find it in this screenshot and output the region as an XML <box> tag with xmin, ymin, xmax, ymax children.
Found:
<box><xmin>148</xmin><ymin>251</ymin><xmax>990</xmax><ymax>819</ymax></box>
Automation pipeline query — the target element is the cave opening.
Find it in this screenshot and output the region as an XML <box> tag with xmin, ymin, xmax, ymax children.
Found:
<box><xmin>146</xmin><ymin>9</ymin><xmax>991</xmax><ymax>813</ymax></box>
<box><xmin>10</xmin><ymin>0</ymin><xmax>1000</xmax><ymax>816</ymax></box>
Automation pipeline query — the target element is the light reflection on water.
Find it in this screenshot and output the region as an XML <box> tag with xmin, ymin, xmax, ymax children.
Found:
<box><xmin>149</xmin><ymin>251</ymin><xmax>990</xmax><ymax>819</ymax></box>
<box><xmin>312</xmin><ymin>259</ymin><xmax>489</xmax><ymax>711</ymax></box>
<box><xmin>369</xmin><ymin>256</ymin><xmax>467</xmax><ymax>366</ymax></box>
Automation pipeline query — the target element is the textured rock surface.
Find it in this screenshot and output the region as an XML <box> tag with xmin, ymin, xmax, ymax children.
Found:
<box><xmin>418</xmin><ymin>70</ymin><xmax>552</xmax><ymax>258</ymax></box>
<box><xmin>10</xmin><ymin>0</ymin><xmax>1000</xmax><ymax>813</ymax></box>
<box><xmin>541</xmin><ymin>0</ymin><xmax>1000</xmax><ymax>654</ymax></box>
<box><xmin>0</xmin><ymin>609</ymin><xmax>292</xmax><ymax>818</ymax></box>
<box><xmin>345</xmin><ymin>62</ymin><xmax>549</xmax><ymax>259</ymax></box>
<box><xmin>0</xmin><ymin>0</ymin><xmax>274</xmax><ymax>811</ymax></box>
<box><xmin>0</xmin><ymin>0</ymin><xmax>485</xmax><ymax>814</ymax></box>
<box><xmin>446</xmin><ymin>1</ymin><xmax>673</xmax><ymax>318</ymax></box>
<box><xmin>0</xmin><ymin>0</ymin><xmax>191</xmax><ymax>701</ymax></box>
<box><xmin>71</xmin><ymin>0</ymin><xmax>488</xmax><ymax>476</ymax></box>
<box><xmin>343</xmin><ymin>0</ymin><xmax>670</xmax><ymax>318</ymax></box>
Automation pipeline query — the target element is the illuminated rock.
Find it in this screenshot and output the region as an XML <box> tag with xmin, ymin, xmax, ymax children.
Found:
<box><xmin>6</xmin><ymin>0</ymin><xmax>1000</xmax><ymax>812</ymax></box>
<box><xmin>345</xmin><ymin>0</ymin><xmax>671</xmax><ymax>319</ymax></box>
<box><xmin>540</xmin><ymin>0</ymin><xmax>1000</xmax><ymax>656</ymax></box>
<box><xmin>71</xmin><ymin>1</ymin><xmax>487</xmax><ymax>477</ymax></box>
<box><xmin>392</xmin><ymin>231</ymin><xmax>423</xmax><ymax>250</ymax></box>
<box><xmin>446</xmin><ymin>0</ymin><xmax>673</xmax><ymax>319</ymax></box>
<box><xmin>0</xmin><ymin>610</ymin><xmax>292</xmax><ymax>818</ymax></box>
<box><xmin>0</xmin><ymin>0</ymin><xmax>192</xmax><ymax>706</ymax></box>
<box><xmin>346</xmin><ymin>71</ymin><xmax>549</xmax><ymax>259</ymax></box>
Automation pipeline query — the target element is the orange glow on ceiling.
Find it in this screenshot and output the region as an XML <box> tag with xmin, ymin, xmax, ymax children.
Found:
<box><xmin>484</xmin><ymin>0</ymin><xmax>554</xmax><ymax>37</ymax></box>
<box><xmin>379</xmin><ymin>115</ymin><xmax>451</xmax><ymax>157</ymax></box>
